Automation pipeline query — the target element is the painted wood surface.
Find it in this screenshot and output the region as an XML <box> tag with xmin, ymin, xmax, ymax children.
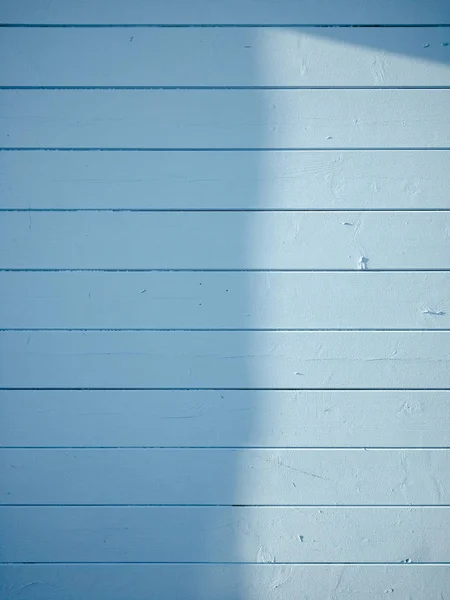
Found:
<box><xmin>2</xmin><ymin>27</ymin><xmax>450</xmax><ymax>87</ymax></box>
<box><xmin>0</xmin><ymin>271</ymin><xmax>450</xmax><ymax>329</ymax></box>
<box><xmin>1</xmin><ymin>331</ymin><xmax>448</xmax><ymax>389</ymax></box>
<box><xmin>1</xmin><ymin>390</ymin><xmax>449</xmax><ymax>448</ymax></box>
<box><xmin>2</xmin><ymin>448</ymin><xmax>449</xmax><ymax>505</ymax></box>
<box><xmin>1</xmin><ymin>272</ymin><xmax>449</xmax><ymax>329</ymax></box>
<box><xmin>1</xmin><ymin>0</ymin><xmax>448</xmax><ymax>594</ymax></box>
<box><xmin>1</xmin><ymin>506</ymin><xmax>449</xmax><ymax>562</ymax></box>
<box><xmin>1</xmin><ymin>0</ymin><xmax>448</xmax><ymax>25</ymax></box>
<box><xmin>1</xmin><ymin>90</ymin><xmax>448</xmax><ymax>148</ymax></box>
<box><xmin>2</xmin><ymin>150</ymin><xmax>449</xmax><ymax>210</ymax></box>
<box><xmin>2</xmin><ymin>211</ymin><xmax>449</xmax><ymax>270</ymax></box>
<box><xmin>1</xmin><ymin>565</ymin><xmax>449</xmax><ymax>600</ymax></box>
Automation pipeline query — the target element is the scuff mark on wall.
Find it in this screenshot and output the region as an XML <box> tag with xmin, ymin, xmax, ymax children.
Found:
<box><xmin>256</xmin><ymin>545</ymin><xmax>276</xmax><ymax>564</ymax></box>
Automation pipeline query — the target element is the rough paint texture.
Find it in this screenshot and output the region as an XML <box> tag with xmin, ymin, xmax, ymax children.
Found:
<box><xmin>0</xmin><ymin>1</ymin><xmax>449</xmax><ymax>598</ymax></box>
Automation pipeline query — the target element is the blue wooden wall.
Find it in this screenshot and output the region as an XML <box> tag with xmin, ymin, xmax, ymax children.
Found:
<box><xmin>0</xmin><ymin>1</ymin><xmax>449</xmax><ymax>598</ymax></box>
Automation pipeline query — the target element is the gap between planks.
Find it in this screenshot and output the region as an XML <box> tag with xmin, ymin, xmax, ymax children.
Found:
<box><xmin>1</xmin><ymin>388</ymin><xmax>449</xmax><ymax>392</ymax></box>
<box><xmin>2</xmin><ymin>269</ymin><xmax>450</xmax><ymax>273</ymax></box>
<box><xmin>1</xmin><ymin>208</ymin><xmax>450</xmax><ymax>212</ymax></box>
<box><xmin>2</xmin><ymin>147</ymin><xmax>450</xmax><ymax>152</ymax></box>
<box><xmin>1</xmin><ymin>24</ymin><xmax>450</xmax><ymax>28</ymax></box>
<box><xmin>2</xmin><ymin>447</ymin><xmax>449</xmax><ymax>450</ymax></box>
<box><xmin>2</xmin><ymin>504</ymin><xmax>450</xmax><ymax>508</ymax></box>
<box><xmin>1</xmin><ymin>329</ymin><xmax>450</xmax><ymax>332</ymax></box>
<box><xmin>1</xmin><ymin>561</ymin><xmax>449</xmax><ymax>565</ymax></box>
<box><xmin>2</xmin><ymin>86</ymin><xmax>450</xmax><ymax>90</ymax></box>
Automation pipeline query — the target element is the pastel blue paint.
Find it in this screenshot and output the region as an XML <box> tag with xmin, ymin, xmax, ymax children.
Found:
<box><xmin>0</xmin><ymin>2</ymin><xmax>449</xmax><ymax>598</ymax></box>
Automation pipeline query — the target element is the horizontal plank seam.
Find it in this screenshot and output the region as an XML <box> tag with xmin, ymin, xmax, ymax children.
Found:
<box><xmin>2</xmin><ymin>208</ymin><xmax>449</xmax><ymax>213</ymax></box>
<box><xmin>0</xmin><ymin>391</ymin><xmax>446</xmax><ymax>395</ymax></box>
<box><xmin>1</xmin><ymin>24</ymin><xmax>449</xmax><ymax>28</ymax></box>
<box><xmin>2</xmin><ymin>86</ymin><xmax>450</xmax><ymax>90</ymax></box>
<box><xmin>2</xmin><ymin>504</ymin><xmax>450</xmax><ymax>508</ymax></box>
<box><xmin>1</xmin><ymin>269</ymin><xmax>449</xmax><ymax>273</ymax></box>
<box><xmin>1</xmin><ymin>561</ymin><xmax>449</xmax><ymax>565</ymax></box>
<box><xmin>1</xmin><ymin>147</ymin><xmax>450</xmax><ymax>152</ymax></box>
<box><xmin>2</xmin><ymin>447</ymin><xmax>449</xmax><ymax>451</ymax></box>
<box><xmin>1</xmin><ymin>329</ymin><xmax>449</xmax><ymax>333</ymax></box>
<box><xmin>0</xmin><ymin>386</ymin><xmax>450</xmax><ymax>392</ymax></box>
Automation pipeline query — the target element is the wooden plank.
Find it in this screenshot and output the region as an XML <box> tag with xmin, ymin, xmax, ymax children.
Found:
<box><xmin>1</xmin><ymin>565</ymin><xmax>449</xmax><ymax>600</ymax></box>
<box><xmin>1</xmin><ymin>211</ymin><xmax>449</xmax><ymax>270</ymax></box>
<box><xmin>1</xmin><ymin>272</ymin><xmax>449</xmax><ymax>329</ymax></box>
<box><xmin>1</xmin><ymin>90</ymin><xmax>448</xmax><ymax>149</ymax></box>
<box><xmin>1</xmin><ymin>0</ymin><xmax>448</xmax><ymax>25</ymax></box>
<box><xmin>1</xmin><ymin>150</ymin><xmax>449</xmax><ymax>210</ymax></box>
<box><xmin>2</xmin><ymin>448</ymin><xmax>449</xmax><ymax>505</ymax></box>
<box><xmin>2</xmin><ymin>28</ymin><xmax>450</xmax><ymax>87</ymax></box>
<box><xmin>0</xmin><ymin>331</ymin><xmax>448</xmax><ymax>389</ymax></box>
<box><xmin>1</xmin><ymin>390</ymin><xmax>449</xmax><ymax>448</ymax></box>
<box><xmin>1</xmin><ymin>506</ymin><xmax>448</xmax><ymax>562</ymax></box>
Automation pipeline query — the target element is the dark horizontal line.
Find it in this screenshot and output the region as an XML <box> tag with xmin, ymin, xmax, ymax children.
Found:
<box><xmin>2</xmin><ymin>208</ymin><xmax>449</xmax><ymax>213</ymax></box>
<box><xmin>0</xmin><ymin>23</ymin><xmax>448</xmax><ymax>28</ymax></box>
<box><xmin>0</xmin><ymin>389</ymin><xmax>446</xmax><ymax>393</ymax></box>
<box><xmin>2</xmin><ymin>447</ymin><xmax>448</xmax><ymax>451</ymax></box>
<box><xmin>1</xmin><ymin>561</ymin><xmax>448</xmax><ymax>566</ymax></box>
<box><xmin>2</xmin><ymin>504</ymin><xmax>449</xmax><ymax>508</ymax></box>
<box><xmin>0</xmin><ymin>386</ymin><xmax>450</xmax><ymax>392</ymax></box>
<box><xmin>2</xmin><ymin>328</ymin><xmax>449</xmax><ymax>332</ymax></box>
<box><xmin>1</xmin><ymin>147</ymin><xmax>449</xmax><ymax>152</ymax></box>
<box><xmin>1</xmin><ymin>269</ymin><xmax>449</xmax><ymax>273</ymax></box>
<box><xmin>2</xmin><ymin>86</ymin><xmax>449</xmax><ymax>90</ymax></box>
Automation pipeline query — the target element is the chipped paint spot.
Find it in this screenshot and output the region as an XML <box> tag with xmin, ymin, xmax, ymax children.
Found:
<box><xmin>358</xmin><ymin>256</ymin><xmax>369</xmax><ymax>270</ymax></box>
